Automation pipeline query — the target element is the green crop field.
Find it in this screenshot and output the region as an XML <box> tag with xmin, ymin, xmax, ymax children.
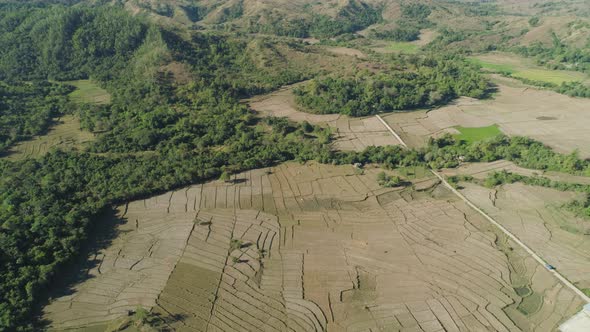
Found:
<box><xmin>454</xmin><ymin>125</ymin><xmax>502</xmax><ymax>143</ymax></box>
<box><xmin>468</xmin><ymin>58</ymin><xmax>515</xmax><ymax>74</ymax></box>
<box><xmin>388</xmin><ymin>42</ymin><xmax>419</xmax><ymax>53</ymax></box>
<box><xmin>469</xmin><ymin>56</ymin><xmax>588</xmax><ymax>85</ymax></box>
<box><xmin>512</xmin><ymin>69</ymin><xmax>584</xmax><ymax>85</ymax></box>
<box><xmin>64</xmin><ymin>79</ymin><xmax>111</xmax><ymax>104</ymax></box>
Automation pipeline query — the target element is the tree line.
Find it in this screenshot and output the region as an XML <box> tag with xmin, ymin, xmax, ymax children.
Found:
<box><xmin>246</xmin><ymin>0</ymin><xmax>381</xmax><ymax>39</ymax></box>
<box><xmin>293</xmin><ymin>54</ymin><xmax>489</xmax><ymax>116</ymax></box>
<box><xmin>0</xmin><ymin>81</ymin><xmax>72</xmax><ymax>152</ymax></box>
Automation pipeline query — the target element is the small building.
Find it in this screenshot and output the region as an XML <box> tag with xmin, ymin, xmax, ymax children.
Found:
<box><xmin>559</xmin><ymin>303</ymin><xmax>590</xmax><ymax>332</ymax></box>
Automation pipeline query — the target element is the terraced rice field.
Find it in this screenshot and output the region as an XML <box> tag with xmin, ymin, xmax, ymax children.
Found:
<box><xmin>44</xmin><ymin>162</ymin><xmax>584</xmax><ymax>331</ymax></box>
<box><xmin>441</xmin><ymin>161</ymin><xmax>590</xmax><ymax>295</ymax></box>
<box><xmin>247</xmin><ymin>85</ymin><xmax>402</xmax><ymax>151</ymax></box>
<box><xmin>382</xmin><ymin>76</ymin><xmax>590</xmax><ymax>156</ymax></box>
<box><xmin>3</xmin><ymin>115</ymin><xmax>94</xmax><ymax>160</ymax></box>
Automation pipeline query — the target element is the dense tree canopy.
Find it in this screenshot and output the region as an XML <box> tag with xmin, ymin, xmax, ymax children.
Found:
<box><xmin>0</xmin><ymin>5</ymin><xmax>154</xmax><ymax>81</ymax></box>
<box><xmin>293</xmin><ymin>55</ymin><xmax>489</xmax><ymax>116</ymax></box>
<box><xmin>0</xmin><ymin>4</ymin><xmax>336</xmax><ymax>330</ymax></box>
<box><xmin>0</xmin><ymin>81</ymin><xmax>72</xmax><ymax>152</ymax></box>
<box><xmin>246</xmin><ymin>0</ymin><xmax>381</xmax><ymax>39</ymax></box>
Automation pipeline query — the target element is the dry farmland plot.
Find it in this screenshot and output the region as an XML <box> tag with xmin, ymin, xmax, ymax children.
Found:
<box><xmin>44</xmin><ymin>162</ymin><xmax>584</xmax><ymax>331</ymax></box>
<box><xmin>3</xmin><ymin>115</ymin><xmax>94</xmax><ymax>160</ymax></box>
<box><xmin>382</xmin><ymin>78</ymin><xmax>590</xmax><ymax>156</ymax></box>
<box><xmin>247</xmin><ymin>85</ymin><xmax>402</xmax><ymax>151</ymax></box>
<box><xmin>441</xmin><ymin>162</ymin><xmax>590</xmax><ymax>291</ymax></box>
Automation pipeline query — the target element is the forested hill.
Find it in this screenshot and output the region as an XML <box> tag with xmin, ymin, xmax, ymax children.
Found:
<box><xmin>0</xmin><ymin>4</ymin><xmax>332</xmax><ymax>330</ymax></box>
<box><xmin>0</xmin><ymin>5</ymin><xmax>163</xmax><ymax>81</ymax></box>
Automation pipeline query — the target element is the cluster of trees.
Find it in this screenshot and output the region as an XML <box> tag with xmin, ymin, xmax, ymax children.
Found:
<box><xmin>557</xmin><ymin>81</ymin><xmax>590</xmax><ymax>98</ymax></box>
<box><xmin>462</xmin><ymin>3</ymin><xmax>502</xmax><ymax>16</ymax></box>
<box><xmin>245</xmin><ymin>11</ymin><xmax>309</xmax><ymax>38</ymax></box>
<box><xmin>246</xmin><ymin>0</ymin><xmax>381</xmax><ymax>39</ymax></box>
<box><xmin>371</xmin><ymin>26</ymin><xmax>421</xmax><ymax>42</ymax></box>
<box><xmin>309</xmin><ymin>0</ymin><xmax>382</xmax><ymax>38</ymax></box>
<box><xmin>328</xmin><ymin>134</ymin><xmax>590</xmax><ymax>177</ymax></box>
<box><xmin>423</xmin><ymin>134</ymin><xmax>588</xmax><ymax>173</ymax></box>
<box><xmin>400</xmin><ymin>3</ymin><xmax>431</xmax><ymax>20</ymax></box>
<box><xmin>0</xmin><ymin>81</ymin><xmax>72</xmax><ymax>152</ymax></box>
<box><xmin>293</xmin><ymin>55</ymin><xmax>489</xmax><ymax>116</ymax></box>
<box><xmin>371</xmin><ymin>3</ymin><xmax>431</xmax><ymax>42</ymax></box>
<box><xmin>377</xmin><ymin>172</ymin><xmax>406</xmax><ymax>187</ymax></box>
<box><xmin>511</xmin><ymin>33</ymin><xmax>590</xmax><ymax>73</ymax></box>
<box><xmin>163</xmin><ymin>33</ymin><xmax>311</xmax><ymax>98</ymax></box>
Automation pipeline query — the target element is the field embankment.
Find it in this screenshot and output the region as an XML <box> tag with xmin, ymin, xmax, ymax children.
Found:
<box><xmin>383</xmin><ymin>78</ymin><xmax>590</xmax><ymax>157</ymax></box>
<box><xmin>247</xmin><ymin>84</ymin><xmax>402</xmax><ymax>151</ymax></box>
<box><xmin>43</xmin><ymin>162</ymin><xmax>583</xmax><ymax>331</ymax></box>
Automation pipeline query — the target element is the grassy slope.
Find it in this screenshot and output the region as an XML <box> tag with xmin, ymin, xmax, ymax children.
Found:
<box><xmin>64</xmin><ymin>80</ymin><xmax>111</xmax><ymax>105</ymax></box>
<box><xmin>469</xmin><ymin>55</ymin><xmax>589</xmax><ymax>85</ymax></box>
<box><xmin>387</xmin><ymin>41</ymin><xmax>419</xmax><ymax>53</ymax></box>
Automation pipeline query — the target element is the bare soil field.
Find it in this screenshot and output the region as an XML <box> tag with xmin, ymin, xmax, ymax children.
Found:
<box><xmin>382</xmin><ymin>77</ymin><xmax>590</xmax><ymax>156</ymax></box>
<box><xmin>44</xmin><ymin>162</ymin><xmax>584</xmax><ymax>331</ymax></box>
<box><xmin>441</xmin><ymin>162</ymin><xmax>590</xmax><ymax>292</ymax></box>
<box><xmin>247</xmin><ymin>85</ymin><xmax>402</xmax><ymax>151</ymax></box>
<box><xmin>3</xmin><ymin>115</ymin><xmax>95</xmax><ymax>160</ymax></box>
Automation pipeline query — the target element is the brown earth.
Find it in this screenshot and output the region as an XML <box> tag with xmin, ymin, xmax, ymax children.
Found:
<box><xmin>383</xmin><ymin>77</ymin><xmax>590</xmax><ymax>156</ymax></box>
<box><xmin>44</xmin><ymin>162</ymin><xmax>584</xmax><ymax>331</ymax></box>
<box><xmin>441</xmin><ymin>161</ymin><xmax>590</xmax><ymax>291</ymax></box>
<box><xmin>246</xmin><ymin>85</ymin><xmax>402</xmax><ymax>151</ymax></box>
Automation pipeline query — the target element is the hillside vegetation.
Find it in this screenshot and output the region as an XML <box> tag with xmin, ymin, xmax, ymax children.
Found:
<box><xmin>0</xmin><ymin>1</ymin><xmax>589</xmax><ymax>331</ymax></box>
<box><xmin>293</xmin><ymin>54</ymin><xmax>489</xmax><ymax>116</ymax></box>
<box><xmin>0</xmin><ymin>82</ymin><xmax>72</xmax><ymax>153</ymax></box>
<box><xmin>0</xmin><ymin>5</ymin><xmax>332</xmax><ymax>330</ymax></box>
